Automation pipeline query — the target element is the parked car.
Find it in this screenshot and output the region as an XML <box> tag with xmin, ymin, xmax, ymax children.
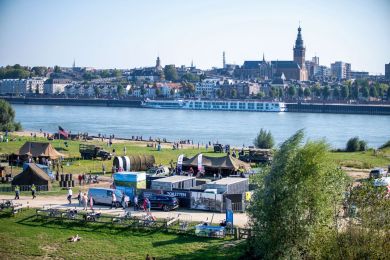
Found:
<box><xmin>139</xmin><ymin>194</ymin><xmax>179</xmax><ymax>211</ymax></box>
<box><xmin>88</xmin><ymin>188</ymin><xmax>126</xmax><ymax>207</ymax></box>
<box><xmin>369</xmin><ymin>168</ymin><xmax>387</xmax><ymax>179</ymax></box>
<box><xmin>213</xmin><ymin>144</ymin><xmax>223</xmax><ymax>153</ymax></box>
<box><xmin>146</xmin><ymin>166</ymin><xmax>170</xmax><ymax>177</ymax></box>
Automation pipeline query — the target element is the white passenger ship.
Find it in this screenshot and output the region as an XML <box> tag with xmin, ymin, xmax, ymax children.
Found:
<box><xmin>141</xmin><ymin>99</ymin><xmax>287</xmax><ymax>112</ymax></box>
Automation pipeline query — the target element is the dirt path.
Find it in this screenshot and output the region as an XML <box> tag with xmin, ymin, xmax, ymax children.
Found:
<box><xmin>0</xmin><ymin>194</ymin><xmax>249</xmax><ymax>227</ymax></box>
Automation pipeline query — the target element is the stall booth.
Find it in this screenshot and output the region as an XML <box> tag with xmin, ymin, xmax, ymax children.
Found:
<box><xmin>113</xmin><ymin>171</ymin><xmax>146</xmax><ymax>199</ymax></box>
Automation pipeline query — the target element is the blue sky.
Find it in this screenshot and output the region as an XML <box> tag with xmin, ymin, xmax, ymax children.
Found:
<box><xmin>0</xmin><ymin>0</ymin><xmax>389</xmax><ymax>74</ymax></box>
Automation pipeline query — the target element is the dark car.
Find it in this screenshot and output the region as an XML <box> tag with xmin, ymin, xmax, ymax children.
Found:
<box><xmin>213</xmin><ymin>144</ymin><xmax>223</xmax><ymax>153</ymax></box>
<box><xmin>140</xmin><ymin>194</ymin><xmax>179</xmax><ymax>211</ymax></box>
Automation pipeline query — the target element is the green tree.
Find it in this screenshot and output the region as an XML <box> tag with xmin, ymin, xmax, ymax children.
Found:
<box><xmin>231</xmin><ymin>88</ymin><xmax>237</xmax><ymax>98</ymax></box>
<box><xmin>346</xmin><ymin>136</ymin><xmax>367</xmax><ymax>152</ymax></box>
<box><xmin>322</xmin><ymin>86</ymin><xmax>330</xmax><ymax>100</ymax></box>
<box><xmin>341</xmin><ymin>85</ymin><xmax>349</xmax><ymax>100</ymax></box>
<box><xmin>117</xmin><ymin>85</ymin><xmax>125</xmax><ymax>97</ymax></box>
<box><xmin>361</xmin><ymin>86</ymin><xmax>369</xmax><ymax>98</ymax></box>
<box><xmin>54</xmin><ymin>65</ymin><xmax>61</xmax><ymax>73</ymax></box>
<box><xmin>164</xmin><ymin>65</ymin><xmax>178</xmax><ymax>81</ymax></box>
<box><xmin>0</xmin><ymin>99</ymin><xmax>22</xmax><ymax>131</ymax></box>
<box><xmin>351</xmin><ymin>83</ymin><xmax>359</xmax><ymax>100</ymax></box>
<box><xmin>388</xmin><ymin>86</ymin><xmax>390</xmax><ymax>101</ymax></box>
<box><xmin>287</xmin><ymin>86</ymin><xmax>296</xmax><ymax>98</ymax></box>
<box><xmin>303</xmin><ymin>87</ymin><xmax>311</xmax><ymax>98</ymax></box>
<box><xmin>333</xmin><ymin>87</ymin><xmax>340</xmax><ymax>100</ymax></box>
<box><xmin>253</xmin><ymin>128</ymin><xmax>274</xmax><ymax>149</ymax></box>
<box><xmin>278</xmin><ymin>87</ymin><xmax>284</xmax><ymax>99</ymax></box>
<box><xmin>155</xmin><ymin>88</ymin><xmax>161</xmax><ymax>97</ymax></box>
<box><xmin>216</xmin><ymin>89</ymin><xmax>223</xmax><ymax>98</ymax></box>
<box><xmin>298</xmin><ymin>87</ymin><xmax>304</xmax><ymax>99</ymax></box>
<box><xmin>256</xmin><ymin>91</ymin><xmax>265</xmax><ymax>99</ymax></box>
<box><xmin>93</xmin><ymin>86</ymin><xmax>101</xmax><ymax>97</ymax></box>
<box><xmin>248</xmin><ymin>130</ymin><xmax>348</xmax><ymax>259</ymax></box>
<box><xmin>112</xmin><ymin>69</ymin><xmax>121</xmax><ymax>78</ymax></box>
<box><xmin>369</xmin><ymin>86</ymin><xmax>378</xmax><ymax>98</ymax></box>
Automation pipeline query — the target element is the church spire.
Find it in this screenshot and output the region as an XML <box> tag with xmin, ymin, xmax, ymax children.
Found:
<box><xmin>295</xmin><ymin>25</ymin><xmax>304</xmax><ymax>48</ymax></box>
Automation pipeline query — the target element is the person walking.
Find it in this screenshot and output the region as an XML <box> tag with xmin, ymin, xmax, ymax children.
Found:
<box><xmin>83</xmin><ymin>193</ymin><xmax>88</xmax><ymax>210</ymax></box>
<box><xmin>78</xmin><ymin>174</ymin><xmax>82</xmax><ymax>186</ymax></box>
<box><xmin>14</xmin><ymin>185</ymin><xmax>20</xmax><ymax>200</ymax></box>
<box><xmin>89</xmin><ymin>196</ymin><xmax>94</xmax><ymax>211</ymax></box>
<box><xmin>77</xmin><ymin>190</ymin><xmax>82</xmax><ymax>206</ymax></box>
<box><xmin>31</xmin><ymin>184</ymin><xmax>36</xmax><ymax>199</ymax></box>
<box><xmin>111</xmin><ymin>192</ymin><xmax>117</xmax><ymax>209</ymax></box>
<box><xmin>121</xmin><ymin>191</ymin><xmax>126</xmax><ymax>210</ymax></box>
<box><xmin>102</xmin><ymin>164</ymin><xmax>106</xmax><ymax>175</ymax></box>
<box><xmin>146</xmin><ymin>198</ymin><xmax>151</xmax><ymax>213</ymax></box>
<box><xmin>134</xmin><ymin>195</ymin><xmax>138</xmax><ymax>211</ymax></box>
<box><xmin>67</xmin><ymin>188</ymin><xmax>73</xmax><ymax>204</ymax></box>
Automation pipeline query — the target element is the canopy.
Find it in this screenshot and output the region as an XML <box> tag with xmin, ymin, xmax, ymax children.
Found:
<box><xmin>182</xmin><ymin>154</ymin><xmax>251</xmax><ymax>171</ymax></box>
<box><xmin>18</xmin><ymin>142</ymin><xmax>65</xmax><ymax>159</ymax></box>
<box><xmin>11</xmin><ymin>163</ymin><xmax>52</xmax><ymax>189</ymax></box>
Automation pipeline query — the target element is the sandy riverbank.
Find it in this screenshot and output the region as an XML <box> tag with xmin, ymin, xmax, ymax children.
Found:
<box><xmin>10</xmin><ymin>130</ymin><xmax>203</xmax><ymax>149</ymax></box>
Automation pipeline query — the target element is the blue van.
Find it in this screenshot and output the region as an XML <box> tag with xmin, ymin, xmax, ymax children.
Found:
<box><xmin>88</xmin><ymin>188</ymin><xmax>125</xmax><ymax>207</ymax></box>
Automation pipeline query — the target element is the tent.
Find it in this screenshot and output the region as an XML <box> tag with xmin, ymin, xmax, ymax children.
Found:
<box><xmin>11</xmin><ymin>163</ymin><xmax>52</xmax><ymax>190</ymax></box>
<box><xmin>18</xmin><ymin>142</ymin><xmax>65</xmax><ymax>159</ymax></box>
<box><xmin>182</xmin><ymin>154</ymin><xmax>250</xmax><ymax>175</ymax></box>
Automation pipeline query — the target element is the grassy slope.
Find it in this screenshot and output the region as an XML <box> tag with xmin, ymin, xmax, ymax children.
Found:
<box><xmin>0</xmin><ymin>210</ymin><xmax>245</xmax><ymax>259</ymax></box>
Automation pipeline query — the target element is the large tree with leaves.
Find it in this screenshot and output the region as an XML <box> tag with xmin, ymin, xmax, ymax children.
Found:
<box><xmin>253</xmin><ymin>128</ymin><xmax>274</xmax><ymax>149</ymax></box>
<box><xmin>247</xmin><ymin>130</ymin><xmax>348</xmax><ymax>259</ymax></box>
<box><xmin>0</xmin><ymin>99</ymin><xmax>22</xmax><ymax>131</ymax></box>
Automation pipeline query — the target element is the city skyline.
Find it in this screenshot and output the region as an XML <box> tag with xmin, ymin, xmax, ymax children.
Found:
<box><xmin>0</xmin><ymin>0</ymin><xmax>389</xmax><ymax>74</ymax></box>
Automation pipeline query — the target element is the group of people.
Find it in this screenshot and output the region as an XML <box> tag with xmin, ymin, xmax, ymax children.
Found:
<box><xmin>14</xmin><ymin>184</ymin><xmax>36</xmax><ymax>199</ymax></box>
<box><xmin>67</xmin><ymin>188</ymin><xmax>94</xmax><ymax>211</ymax></box>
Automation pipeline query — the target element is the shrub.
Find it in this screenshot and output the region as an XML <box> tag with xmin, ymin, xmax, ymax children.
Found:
<box><xmin>253</xmin><ymin>129</ymin><xmax>274</xmax><ymax>149</ymax></box>
<box><xmin>346</xmin><ymin>137</ymin><xmax>367</xmax><ymax>152</ymax></box>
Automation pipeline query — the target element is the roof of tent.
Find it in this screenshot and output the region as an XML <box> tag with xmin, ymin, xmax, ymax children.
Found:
<box><xmin>182</xmin><ymin>154</ymin><xmax>251</xmax><ymax>171</ymax></box>
<box><xmin>11</xmin><ymin>163</ymin><xmax>52</xmax><ymax>188</ymax></box>
<box><xmin>18</xmin><ymin>142</ymin><xmax>65</xmax><ymax>159</ymax></box>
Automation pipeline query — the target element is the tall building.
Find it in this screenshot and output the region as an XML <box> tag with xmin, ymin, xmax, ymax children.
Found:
<box><xmin>155</xmin><ymin>56</ymin><xmax>162</xmax><ymax>71</ymax></box>
<box><xmin>270</xmin><ymin>26</ymin><xmax>308</xmax><ymax>81</ymax></box>
<box><xmin>386</xmin><ymin>63</ymin><xmax>390</xmax><ymax>80</ymax></box>
<box><xmin>331</xmin><ymin>61</ymin><xmax>351</xmax><ymax>80</ymax></box>
<box><xmin>293</xmin><ymin>26</ymin><xmax>305</xmax><ymax>69</ymax></box>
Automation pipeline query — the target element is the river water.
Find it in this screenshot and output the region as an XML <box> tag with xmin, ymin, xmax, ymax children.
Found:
<box><xmin>12</xmin><ymin>104</ymin><xmax>390</xmax><ymax>149</ymax></box>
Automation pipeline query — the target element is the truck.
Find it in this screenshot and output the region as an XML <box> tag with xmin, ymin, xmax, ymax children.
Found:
<box><xmin>79</xmin><ymin>144</ymin><xmax>112</xmax><ymax>160</ymax></box>
<box><xmin>238</xmin><ymin>148</ymin><xmax>272</xmax><ymax>164</ymax></box>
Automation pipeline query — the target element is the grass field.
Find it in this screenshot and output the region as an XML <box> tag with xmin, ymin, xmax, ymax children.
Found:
<box><xmin>0</xmin><ymin>135</ymin><xmax>222</xmax><ymax>175</ymax></box>
<box><xmin>0</xmin><ymin>209</ymin><xmax>245</xmax><ymax>259</ymax></box>
<box><xmin>1</xmin><ymin>135</ymin><xmax>389</xmax><ymax>174</ymax></box>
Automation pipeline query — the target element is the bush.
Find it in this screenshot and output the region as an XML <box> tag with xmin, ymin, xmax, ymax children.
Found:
<box><xmin>253</xmin><ymin>129</ymin><xmax>274</xmax><ymax>149</ymax></box>
<box><xmin>346</xmin><ymin>137</ymin><xmax>367</xmax><ymax>152</ymax></box>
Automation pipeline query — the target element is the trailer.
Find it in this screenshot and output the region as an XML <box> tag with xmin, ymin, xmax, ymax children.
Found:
<box><xmin>151</xmin><ymin>176</ymin><xmax>196</xmax><ymax>191</ymax></box>
<box><xmin>203</xmin><ymin>177</ymin><xmax>249</xmax><ymax>194</ymax></box>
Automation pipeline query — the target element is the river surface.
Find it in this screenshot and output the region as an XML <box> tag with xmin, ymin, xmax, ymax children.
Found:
<box><xmin>12</xmin><ymin>104</ymin><xmax>390</xmax><ymax>149</ymax></box>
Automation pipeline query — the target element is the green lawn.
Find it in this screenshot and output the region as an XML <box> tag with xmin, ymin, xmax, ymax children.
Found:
<box><xmin>0</xmin><ymin>210</ymin><xmax>245</xmax><ymax>259</ymax></box>
<box><xmin>328</xmin><ymin>148</ymin><xmax>390</xmax><ymax>169</ymax></box>
<box><xmin>0</xmin><ymin>135</ymin><xmax>221</xmax><ymax>175</ymax></box>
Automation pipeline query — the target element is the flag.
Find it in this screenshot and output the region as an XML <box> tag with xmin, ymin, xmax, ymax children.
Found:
<box><xmin>197</xmin><ymin>154</ymin><xmax>203</xmax><ymax>173</ymax></box>
<box><xmin>58</xmin><ymin>126</ymin><xmax>69</xmax><ymax>138</ymax></box>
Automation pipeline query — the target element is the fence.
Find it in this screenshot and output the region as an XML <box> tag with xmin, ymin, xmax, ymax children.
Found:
<box><xmin>0</xmin><ymin>185</ymin><xmax>48</xmax><ymax>192</ymax></box>
<box><xmin>33</xmin><ymin>207</ymin><xmax>252</xmax><ymax>240</ymax></box>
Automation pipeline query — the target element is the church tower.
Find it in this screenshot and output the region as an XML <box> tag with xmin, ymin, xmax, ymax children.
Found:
<box><xmin>293</xmin><ymin>26</ymin><xmax>306</xmax><ymax>69</ymax></box>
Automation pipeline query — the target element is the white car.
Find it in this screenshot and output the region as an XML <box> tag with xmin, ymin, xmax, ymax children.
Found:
<box><xmin>146</xmin><ymin>166</ymin><xmax>170</xmax><ymax>177</ymax></box>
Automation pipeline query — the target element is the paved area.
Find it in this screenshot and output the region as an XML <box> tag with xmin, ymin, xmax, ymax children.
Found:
<box><xmin>0</xmin><ymin>194</ymin><xmax>250</xmax><ymax>227</ymax></box>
